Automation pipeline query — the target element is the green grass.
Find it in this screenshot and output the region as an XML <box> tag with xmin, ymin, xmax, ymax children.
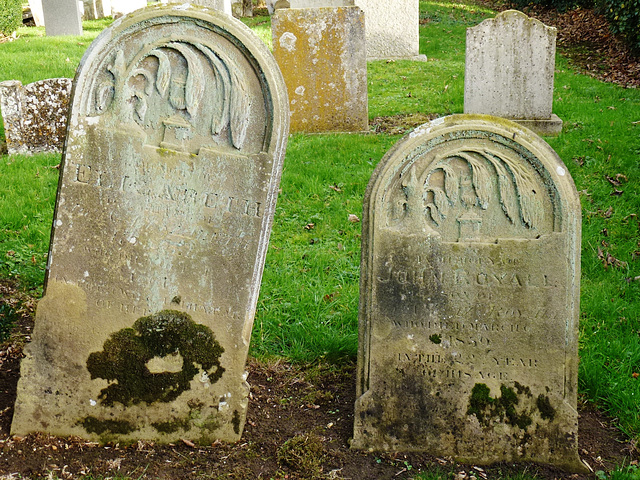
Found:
<box><xmin>0</xmin><ymin>4</ymin><xmax>640</xmax><ymax>477</ymax></box>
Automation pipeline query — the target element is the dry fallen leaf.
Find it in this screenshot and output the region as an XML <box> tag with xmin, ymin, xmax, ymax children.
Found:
<box><xmin>348</xmin><ymin>214</ymin><xmax>360</xmax><ymax>223</ymax></box>
<box><xmin>304</xmin><ymin>223</ymin><xmax>315</xmax><ymax>230</ymax></box>
<box><xmin>181</xmin><ymin>438</ymin><xmax>196</xmax><ymax>448</ymax></box>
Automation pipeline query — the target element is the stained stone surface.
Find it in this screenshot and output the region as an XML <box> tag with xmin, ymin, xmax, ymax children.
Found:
<box><xmin>43</xmin><ymin>0</ymin><xmax>83</xmax><ymax>36</ymax></box>
<box><xmin>353</xmin><ymin>0</ymin><xmax>425</xmax><ymax>60</ymax></box>
<box><xmin>11</xmin><ymin>5</ymin><xmax>289</xmax><ymax>444</ymax></box>
<box><xmin>272</xmin><ymin>6</ymin><xmax>368</xmax><ymax>133</ymax></box>
<box><xmin>353</xmin><ymin>115</ymin><xmax>584</xmax><ymax>472</ymax></box>
<box><xmin>464</xmin><ymin>10</ymin><xmax>562</xmax><ymax>135</ymax></box>
<box><xmin>0</xmin><ymin>78</ymin><xmax>72</xmax><ymax>155</ymax></box>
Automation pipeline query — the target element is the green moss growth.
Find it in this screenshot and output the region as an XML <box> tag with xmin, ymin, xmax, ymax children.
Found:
<box><xmin>79</xmin><ymin>416</ymin><xmax>136</xmax><ymax>435</ymax></box>
<box><xmin>86</xmin><ymin>309</ymin><xmax>225</xmax><ymax>407</ymax></box>
<box><xmin>467</xmin><ymin>383</ymin><xmax>533</xmax><ymax>430</ymax></box>
<box><xmin>429</xmin><ymin>334</ymin><xmax>442</xmax><ymax>344</ymax></box>
<box><xmin>467</xmin><ymin>383</ymin><xmax>494</xmax><ymax>423</ymax></box>
<box><xmin>536</xmin><ymin>394</ymin><xmax>556</xmax><ymax>421</ymax></box>
<box><xmin>152</xmin><ymin>417</ymin><xmax>192</xmax><ymax>434</ymax></box>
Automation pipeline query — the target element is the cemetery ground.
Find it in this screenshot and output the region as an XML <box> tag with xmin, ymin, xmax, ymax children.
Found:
<box><xmin>0</xmin><ymin>0</ymin><xmax>639</xmax><ymax>478</ymax></box>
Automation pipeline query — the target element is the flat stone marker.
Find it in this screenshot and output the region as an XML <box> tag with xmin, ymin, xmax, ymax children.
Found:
<box><xmin>42</xmin><ymin>0</ymin><xmax>82</xmax><ymax>36</ymax></box>
<box><xmin>272</xmin><ymin>6</ymin><xmax>368</xmax><ymax>133</ymax></box>
<box><xmin>464</xmin><ymin>10</ymin><xmax>562</xmax><ymax>136</ymax></box>
<box><xmin>353</xmin><ymin>115</ymin><xmax>583</xmax><ymax>471</ymax></box>
<box><xmin>0</xmin><ymin>78</ymin><xmax>72</xmax><ymax>155</ymax></box>
<box><xmin>12</xmin><ymin>5</ymin><xmax>289</xmax><ymax>444</ymax></box>
<box><xmin>353</xmin><ymin>0</ymin><xmax>425</xmax><ymax>60</ymax></box>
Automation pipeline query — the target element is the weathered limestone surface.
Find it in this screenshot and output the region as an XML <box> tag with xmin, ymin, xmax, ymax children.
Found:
<box><xmin>43</xmin><ymin>0</ymin><xmax>83</xmax><ymax>36</ymax></box>
<box><xmin>12</xmin><ymin>5</ymin><xmax>289</xmax><ymax>444</ymax></box>
<box><xmin>0</xmin><ymin>78</ymin><xmax>72</xmax><ymax>155</ymax></box>
<box><xmin>464</xmin><ymin>10</ymin><xmax>562</xmax><ymax>136</ymax></box>
<box><xmin>272</xmin><ymin>6</ymin><xmax>368</xmax><ymax>133</ymax></box>
<box><xmin>353</xmin><ymin>0</ymin><xmax>425</xmax><ymax>60</ymax></box>
<box><xmin>353</xmin><ymin>115</ymin><xmax>584</xmax><ymax>472</ymax></box>
<box><xmin>190</xmin><ymin>0</ymin><xmax>232</xmax><ymax>15</ymax></box>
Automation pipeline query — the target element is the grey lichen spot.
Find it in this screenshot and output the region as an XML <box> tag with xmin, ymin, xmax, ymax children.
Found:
<box><xmin>85</xmin><ymin>309</ymin><xmax>225</xmax><ymax>407</ymax></box>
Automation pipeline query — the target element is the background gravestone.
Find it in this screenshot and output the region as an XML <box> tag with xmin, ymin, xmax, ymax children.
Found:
<box><xmin>464</xmin><ymin>10</ymin><xmax>562</xmax><ymax>136</ymax></box>
<box><xmin>11</xmin><ymin>5</ymin><xmax>289</xmax><ymax>444</ymax></box>
<box><xmin>0</xmin><ymin>78</ymin><xmax>72</xmax><ymax>155</ymax></box>
<box><xmin>42</xmin><ymin>0</ymin><xmax>83</xmax><ymax>36</ymax></box>
<box><xmin>272</xmin><ymin>6</ymin><xmax>368</xmax><ymax>133</ymax></box>
<box><xmin>353</xmin><ymin>115</ymin><xmax>584</xmax><ymax>471</ymax></box>
<box><xmin>353</xmin><ymin>0</ymin><xmax>425</xmax><ymax>60</ymax></box>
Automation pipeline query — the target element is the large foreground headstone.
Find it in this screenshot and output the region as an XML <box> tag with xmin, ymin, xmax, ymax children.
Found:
<box><xmin>464</xmin><ymin>10</ymin><xmax>562</xmax><ymax>136</ymax></box>
<box><xmin>0</xmin><ymin>78</ymin><xmax>72</xmax><ymax>155</ymax></box>
<box><xmin>272</xmin><ymin>6</ymin><xmax>368</xmax><ymax>133</ymax></box>
<box><xmin>12</xmin><ymin>5</ymin><xmax>289</xmax><ymax>444</ymax></box>
<box><xmin>42</xmin><ymin>0</ymin><xmax>82</xmax><ymax>36</ymax></box>
<box><xmin>353</xmin><ymin>0</ymin><xmax>425</xmax><ymax>60</ymax></box>
<box><xmin>353</xmin><ymin>115</ymin><xmax>583</xmax><ymax>471</ymax></box>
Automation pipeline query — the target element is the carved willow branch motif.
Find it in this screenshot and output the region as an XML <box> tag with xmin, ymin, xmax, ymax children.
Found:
<box><xmin>93</xmin><ymin>41</ymin><xmax>252</xmax><ymax>150</ymax></box>
<box><xmin>408</xmin><ymin>149</ymin><xmax>544</xmax><ymax>231</ymax></box>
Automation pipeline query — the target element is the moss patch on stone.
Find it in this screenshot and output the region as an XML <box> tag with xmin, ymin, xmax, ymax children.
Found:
<box><xmin>85</xmin><ymin>309</ymin><xmax>225</xmax><ymax>407</ymax></box>
<box><xmin>79</xmin><ymin>416</ymin><xmax>136</xmax><ymax>435</ymax></box>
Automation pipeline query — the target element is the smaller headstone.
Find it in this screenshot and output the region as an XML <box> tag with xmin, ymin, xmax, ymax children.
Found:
<box><xmin>464</xmin><ymin>10</ymin><xmax>562</xmax><ymax>136</ymax></box>
<box><xmin>272</xmin><ymin>6</ymin><xmax>368</xmax><ymax>133</ymax></box>
<box><xmin>110</xmin><ymin>0</ymin><xmax>146</xmax><ymax>18</ymax></box>
<box><xmin>42</xmin><ymin>0</ymin><xmax>83</xmax><ymax>36</ymax></box>
<box><xmin>353</xmin><ymin>0</ymin><xmax>425</xmax><ymax>61</ymax></box>
<box><xmin>0</xmin><ymin>78</ymin><xmax>72</xmax><ymax>155</ymax></box>
<box><xmin>353</xmin><ymin>114</ymin><xmax>584</xmax><ymax>472</ymax></box>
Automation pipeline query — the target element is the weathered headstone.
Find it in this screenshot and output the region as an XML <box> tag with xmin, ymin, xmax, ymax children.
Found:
<box><xmin>42</xmin><ymin>0</ymin><xmax>83</xmax><ymax>36</ymax></box>
<box><xmin>0</xmin><ymin>78</ymin><xmax>72</xmax><ymax>155</ymax></box>
<box><xmin>353</xmin><ymin>0</ymin><xmax>425</xmax><ymax>60</ymax></box>
<box><xmin>464</xmin><ymin>10</ymin><xmax>562</xmax><ymax>136</ymax></box>
<box><xmin>11</xmin><ymin>5</ymin><xmax>289</xmax><ymax>444</ymax></box>
<box><xmin>272</xmin><ymin>6</ymin><xmax>368</xmax><ymax>133</ymax></box>
<box><xmin>353</xmin><ymin>115</ymin><xmax>584</xmax><ymax>472</ymax></box>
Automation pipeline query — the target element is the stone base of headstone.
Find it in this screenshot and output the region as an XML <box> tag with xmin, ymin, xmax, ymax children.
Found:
<box><xmin>272</xmin><ymin>6</ymin><xmax>368</xmax><ymax>133</ymax></box>
<box><xmin>0</xmin><ymin>78</ymin><xmax>72</xmax><ymax>155</ymax></box>
<box><xmin>513</xmin><ymin>114</ymin><xmax>563</xmax><ymax>137</ymax></box>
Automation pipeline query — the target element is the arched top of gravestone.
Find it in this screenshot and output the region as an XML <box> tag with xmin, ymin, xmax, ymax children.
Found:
<box><xmin>69</xmin><ymin>4</ymin><xmax>288</xmax><ymax>156</ymax></box>
<box><xmin>364</xmin><ymin>114</ymin><xmax>580</xmax><ymax>245</ymax></box>
<box><xmin>469</xmin><ymin>9</ymin><xmax>556</xmax><ymax>36</ymax></box>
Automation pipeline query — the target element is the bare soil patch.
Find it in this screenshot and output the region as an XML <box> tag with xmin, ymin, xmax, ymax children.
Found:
<box><xmin>0</xmin><ymin>280</ymin><xmax>637</xmax><ymax>479</ymax></box>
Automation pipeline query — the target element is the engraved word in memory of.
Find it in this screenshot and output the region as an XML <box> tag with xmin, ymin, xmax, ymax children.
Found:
<box><xmin>353</xmin><ymin>115</ymin><xmax>584</xmax><ymax>472</ymax></box>
<box><xmin>11</xmin><ymin>5</ymin><xmax>289</xmax><ymax>444</ymax></box>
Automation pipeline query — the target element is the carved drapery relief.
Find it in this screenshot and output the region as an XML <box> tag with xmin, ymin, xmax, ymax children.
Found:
<box><xmin>90</xmin><ymin>40</ymin><xmax>252</xmax><ymax>153</ymax></box>
<box><xmin>382</xmin><ymin>133</ymin><xmax>560</xmax><ymax>242</ymax></box>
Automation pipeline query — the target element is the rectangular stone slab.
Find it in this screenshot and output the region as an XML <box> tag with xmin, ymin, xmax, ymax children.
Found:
<box><xmin>353</xmin><ymin>115</ymin><xmax>584</xmax><ymax>472</ymax></box>
<box><xmin>11</xmin><ymin>4</ymin><xmax>289</xmax><ymax>444</ymax></box>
